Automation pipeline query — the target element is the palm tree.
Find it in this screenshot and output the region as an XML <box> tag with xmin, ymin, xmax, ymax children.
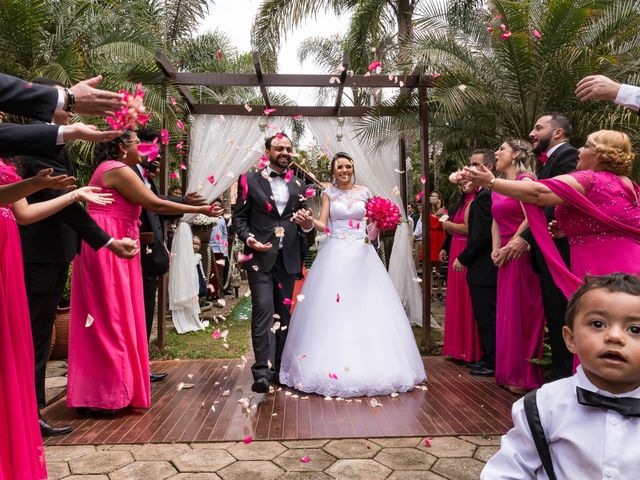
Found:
<box><xmin>251</xmin><ymin>0</ymin><xmax>423</xmax><ymax>74</ymax></box>
<box><xmin>357</xmin><ymin>0</ymin><xmax>640</xmax><ymax>192</ymax></box>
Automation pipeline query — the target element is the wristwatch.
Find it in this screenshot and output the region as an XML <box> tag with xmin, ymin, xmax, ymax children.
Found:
<box><xmin>64</xmin><ymin>87</ymin><xmax>75</xmax><ymax>113</ymax></box>
<box><xmin>486</xmin><ymin>177</ymin><xmax>496</xmax><ymax>190</ymax></box>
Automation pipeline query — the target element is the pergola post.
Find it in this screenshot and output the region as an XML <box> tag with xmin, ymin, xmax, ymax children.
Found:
<box><xmin>418</xmin><ymin>80</ymin><xmax>431</xmax><ymax>351</ymax></box>
<box><xmin>156</xmin><ymin>81</ymin><xmax>169</xmax><ymax>349</ymax></box>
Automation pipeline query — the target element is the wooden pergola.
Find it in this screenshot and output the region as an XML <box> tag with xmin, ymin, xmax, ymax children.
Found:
<box><xmin>154</xmin><ymin>51</ymin><xmax>435</xmax><ymax>350</ymax></box>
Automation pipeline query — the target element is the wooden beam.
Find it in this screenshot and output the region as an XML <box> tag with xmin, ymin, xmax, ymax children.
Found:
<box><xmin>192</xmin><ymin>104</ymin><xmax>417</xmax><ymax>117</ymax></box>
<box><xmin>155</xmin><ymin>51</ymin><xmax>197</xmax><ymax>110</ymax></box>
<box><xmin>418</xmin><ymin>80</ymin><xmax>431</xmax><ymax>351</ymax></box>
<box><xmin>169</xmin><ymin>72</ymin><xmax>427</xmax><ymax>89</ymax></box>
<box><xmin>333</xmin><ymin>52</ymin><xmax>349</xmax><ymax>114</ymax></box>
<box><xmin>156</xmin><ymin>81</ymin><xmax>169</xmax><ymax>350</ymax></box>
<box><xmin>399</xmin><ymin>139</ymin><xmax>408</xmax><ymax>212</ymax></box>
<box><xmin>252</xmin><ymin>52</ymin><xmax>271</xmax><ymax>108</ymax></box>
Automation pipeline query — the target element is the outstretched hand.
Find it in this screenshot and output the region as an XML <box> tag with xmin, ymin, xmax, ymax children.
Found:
<box><xmin>71</xmin><ymin>186</ymin><xmax>114</xmax><ymax>205</ymax></box>
<box><xmin>184</xmin><ymin>192</ymin><xmax>207</xmax><ymax>206</ymax></box>
<box><xmin>462</xmin><ymin>164</ymin><xmax>494</xmax><ymax>188</ymax></box>
<box><xmin>70</xmin><ymin>75</ymin><xmax>127</xmax><ymax>116</ymax></box>
<box><xmin>247</xmin><ymin>237</ymin><xmax>272</xmax><ymax>252</ymax></box>
<box><xmin>576</xmin><ymin>75</ymin><xmax>621</xmax><ymax>103</ymax></box>
<box><xmin>63</xmin><ymin>123</ymin><xmax>123</xmax><ymax>143</ymax></box>
<box><xmin>33</xmin><ymin>168</ymin><xmax>76</xmax><ymax>191</ymax></box>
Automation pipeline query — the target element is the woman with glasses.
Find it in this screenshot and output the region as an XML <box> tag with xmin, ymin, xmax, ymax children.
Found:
<box><xmin>66</xmin><ymin>130</ymin><xmax>221</xmax><ymax>415</ymax></box>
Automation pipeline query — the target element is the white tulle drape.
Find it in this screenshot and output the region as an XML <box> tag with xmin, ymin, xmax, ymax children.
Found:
<box><xmin>168</xmin><ymin>115</ymin><xmax>268</xmax><ymax>332</ymax></box>
<box><xmin>306</xmin><ymin>117</ymin><xmax>424</xmax><ymax>326</ymax></box>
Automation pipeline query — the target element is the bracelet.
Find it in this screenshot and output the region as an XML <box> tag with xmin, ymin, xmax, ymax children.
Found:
<box><xmin>64</xmin><ymin>87</ymin><xmax>75</xmax><ymax>113</ymax></box>
<box><xmin>486</xmin><ymin>177</ymin><xmax>496</xmax><ymax>190</ymax></box>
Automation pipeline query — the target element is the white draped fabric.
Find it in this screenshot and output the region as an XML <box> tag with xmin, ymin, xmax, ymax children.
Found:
<box><xmin>306</xmin><ymin>117</ymin><xmax>425</xmax><ymax>326</ymax></box>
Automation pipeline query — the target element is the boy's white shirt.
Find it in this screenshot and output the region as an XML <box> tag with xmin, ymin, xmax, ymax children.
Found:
<box><xmin>481</xmin><ymin>366</ymin><xmax>640</xmax><ymax>480</ymax></box>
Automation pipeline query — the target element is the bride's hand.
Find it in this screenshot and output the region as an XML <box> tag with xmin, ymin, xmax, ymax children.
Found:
<box><xmin>70</xmin><ymin>186</ymin><xmax>114</xmax><ymax>205</ymax></box>
<box><xmin>292</xmin><ymin>208</ymin><xmax>314</xmax><ymax>229</ymax></box>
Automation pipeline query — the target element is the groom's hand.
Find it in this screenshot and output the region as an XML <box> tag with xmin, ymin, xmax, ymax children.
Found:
<box><xmin>292</xmin><ymin>208</ymin><xmax>314</xmax><ymax>230</ymax></box>
<box><xmin>247</xmin><ymin>237</ymin><xmax>272</xmax><ymax>252</ymax></box>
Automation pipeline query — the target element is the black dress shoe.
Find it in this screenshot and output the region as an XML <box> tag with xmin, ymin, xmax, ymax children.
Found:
<box><xmin>150</xmin><ymin>372</ymin><xmax>168</xmax><ymax>382</ymax></box>
<box><xmin>251</xmin><ymin>378</ymin><xmax>270</xmax><ymax>393</ymax></box>
<box><xmin>39</xmin><ymin>418</ymin><xmax>72</xmax><ymax>437</ymax></box>
<box><xmin>76</xmin><ymin>407</ymin><xmax>118</xmax><ymax>417</ymax></box>
<box><xmin>466</xmin><ymin>361</ymin><xmax>485</xmax><ymax>369</ymax></box>
<box><xmin>469</xmin><ymin>366</ymin><xmax>495</xmax><ymax>377</ymax></box>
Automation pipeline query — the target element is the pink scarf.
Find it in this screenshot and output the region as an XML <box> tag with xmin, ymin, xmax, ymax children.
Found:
<box><xmin>523</xmin><ymin>177</ymin><xmax>640</xmax><ymax>298</ymax></box>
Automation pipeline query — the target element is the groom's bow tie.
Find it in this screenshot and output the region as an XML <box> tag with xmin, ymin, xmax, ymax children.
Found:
<box><xmin>577</xmin><ymin>387</ymin><xmax>640</xmax><ymax>417</ymax></box>
<box><xmin>269</xmin><ymin>170</ymin><xmax>286</xmax><ymax>179</ymax></box>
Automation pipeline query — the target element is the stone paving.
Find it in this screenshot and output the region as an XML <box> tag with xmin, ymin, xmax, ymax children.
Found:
<box><xmin>44</xmin><ymin>435</ymin><xmax>500</xmax><ymax>479</ymax></box>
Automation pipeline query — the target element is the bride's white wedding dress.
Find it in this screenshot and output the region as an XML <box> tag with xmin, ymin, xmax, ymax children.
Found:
<box><xmin>279</xmin><ymin>185</ymin><xmax>426</xmax><ymax>397</ymax></box>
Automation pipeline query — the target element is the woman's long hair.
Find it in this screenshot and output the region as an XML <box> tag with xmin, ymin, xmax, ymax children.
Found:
<box><xmin>93</xmin><ymin>130</ymin><xmax>134</xmax><ymax>166</ymax></box>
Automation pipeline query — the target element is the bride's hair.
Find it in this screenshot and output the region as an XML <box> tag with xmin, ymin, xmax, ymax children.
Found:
<box><xmin>330</xmin><ymin>152</ymin><xmax>356</xmax><ymax>184</ymax></box>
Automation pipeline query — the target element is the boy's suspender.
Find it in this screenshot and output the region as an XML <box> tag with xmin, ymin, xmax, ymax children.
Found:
<box><xmin>523</xmin><ymin>389</ymin><xmax>557</xmax><ymax>480</ymax></box>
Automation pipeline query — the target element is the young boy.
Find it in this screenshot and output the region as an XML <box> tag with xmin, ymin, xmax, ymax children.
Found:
<box><xmin>482</xmin><ymin>273</ymin><xmax>640</xmax><ymax>479</ymax></box>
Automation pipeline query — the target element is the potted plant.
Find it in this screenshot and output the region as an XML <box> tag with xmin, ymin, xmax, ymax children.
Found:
<box><xmin>51</xmin><ymin>264</ymin><xmax>71</xmax><ymax>360</ymax></box>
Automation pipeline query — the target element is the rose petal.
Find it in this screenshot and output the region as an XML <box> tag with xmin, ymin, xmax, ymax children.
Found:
<box><xmin>85</xmin><ymin>314</ymin><xmax>94</xmax><ymax>328</ymax></box>
<box><xmin>170</xmin><ymin>97</ymin><xmax>177</xmax><ymax>105</ymax></box>
<box><xmin>243</xmin><ymin>436</ymin><xmax>253</xmax><ymax>444</ymax></box>
<box><xmin>177</xmin><ymin>119</ymin><xmax>184</xmax><ymax>129</ymax></box>
<box><xmin>264</xmin><ymin>108</ymin><xmax>276</xmax><ymax>115</ymax></box>
<box><xmin>368</xmin><ymin>60</ymin><xmax>382</xmax><ymax>71</ymax></box>
<box><xmin>300</xmin><ymin>456</ymin><xmax>311</xmax><ymax>463</ymax></box>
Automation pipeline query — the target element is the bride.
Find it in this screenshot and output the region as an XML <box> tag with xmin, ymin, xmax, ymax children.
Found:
<box><xmin>279</xmin><ymin>152</ymin><xmax>426</xmax><ymax>397</ymax></box>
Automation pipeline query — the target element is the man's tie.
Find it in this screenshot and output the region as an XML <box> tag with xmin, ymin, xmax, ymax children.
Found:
<box><xmin>269</xmin><ymin>170</ymin><xmax>286</xmax><ymax>179</ymax></box>
<box><xmin>538</xmin><ymin>151</ymin><xmax>549</xmax><ymax>164</ymax></box>
<box><xmin>577</xmin><ymin>387</ymin><xmax>640</xmax><ymax>417</ymax></box>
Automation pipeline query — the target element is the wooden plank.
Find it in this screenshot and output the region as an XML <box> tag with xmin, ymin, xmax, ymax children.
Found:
<box><xmin>192</xmin><ymin>104</ymin><xmax>418</xmax><ymax>117</ymax></box>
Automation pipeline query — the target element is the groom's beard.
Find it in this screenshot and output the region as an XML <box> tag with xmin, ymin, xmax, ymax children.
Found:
<box><xmin>270</xmin><ymin>154</ymin><xmax>291</xmax><ymax>170</ymax></box>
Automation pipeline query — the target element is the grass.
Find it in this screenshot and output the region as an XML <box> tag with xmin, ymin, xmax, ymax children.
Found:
<box><xmin>149</xmin><ymin>297</ymin><xmax>252</xmax><ymax>360</ymax></box>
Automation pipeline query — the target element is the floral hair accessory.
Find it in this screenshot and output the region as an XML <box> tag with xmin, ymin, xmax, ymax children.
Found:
<box><xmin>105</xmin><ymin>83</ymin><xmax>150</xmax><ymax>130</ymax></box>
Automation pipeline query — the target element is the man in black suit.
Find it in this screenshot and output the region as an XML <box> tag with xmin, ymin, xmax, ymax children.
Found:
<box><xmin>232</xmin><ymin>133</ymin><xmax>315</xmax><ymax>393</ymax></box>
<box><xmin>455</xmin><ymin>150</ymin><xmax>497</xmax><ymax>376</ymax></box>
<box><xmin>134</xmin><ymin>128</ymin><xmax>209</xmax><ymax>382</ymax></box>
<box><xmin>505</xmin><ymin>113</ymin><xmax>577</xmax><ymax>380</ymax></box>
<box><xmin>0</xmin><ymin>73</ymin><xmax>124</xmax><ymax>158</ymax></box>
<box><xmin>18</xmin><ymin>78</ymin><xmax>140</xmax><ymax>437</ymax></box>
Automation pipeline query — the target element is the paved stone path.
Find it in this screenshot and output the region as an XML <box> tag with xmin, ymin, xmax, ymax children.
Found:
<box><xmin>44</xmin><ymin>435</ymin><xmax>499</xmax><ymax>479</ymax></box>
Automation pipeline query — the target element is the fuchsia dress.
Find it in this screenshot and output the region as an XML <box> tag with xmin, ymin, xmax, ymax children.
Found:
<box><xmin>0</xmin><ymin>162</ymin><xmax>46</xmax><ymax>480</ymax></box>
<box><xmin>443</xmin><ymin>193</ymin><xmax>482</xmax><ymax>362</ymax></box>
<box><xmin>555</xmin><ymin>170</ymin><xmax>640</xmax><ymax>278</ymax></box>
<box><xmin>492</xmin><ymin>175</ymin><xmax>545</xmax><ymax>390</ymax></box>
<box><xmin>67</xmin><ymin>161</ymin><xmax>150</xmax><ymax>410</ymax></box>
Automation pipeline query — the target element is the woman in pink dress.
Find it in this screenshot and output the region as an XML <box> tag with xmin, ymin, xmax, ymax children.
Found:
<box><xmin>465</xmin><ymin>130</ymin><xmax>640</xmax><ymax>298</ymax></box>
<box><xmin>67</xmin><ymin>130</ymin><xmax>219</xmax><ymax>414</ymax></box>
<box><xmin>0</xmin><ymin>161</ymin><xmax>112</xmax><ymax>480</ymax></box>
<box><xmin>490</xmin><ymin>139</ymin><xmax>545</xmax><ymax>393</ymax></box>
<box><xmin>440</xmin><ymin>180</ymin><xmax>482</xmax><ymax>362</ymax></box>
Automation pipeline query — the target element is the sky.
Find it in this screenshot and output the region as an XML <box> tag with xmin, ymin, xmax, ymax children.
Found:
<box><xmin>197</xmin><ymin>0</ymin><xmax>350</xmax><ymax>106</ymax></box>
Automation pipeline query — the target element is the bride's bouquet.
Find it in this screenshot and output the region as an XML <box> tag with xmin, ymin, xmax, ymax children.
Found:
<box><xmin>366</xmin><ymin>196</ymin><xmax>401</xmax><ymax>242</ymax></box>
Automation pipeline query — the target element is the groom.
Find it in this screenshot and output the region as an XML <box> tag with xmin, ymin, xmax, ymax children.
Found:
<box><xmin>232</xmin><ymin>133</ymin><xmax>315</xmax><ymax>393</ymax></box>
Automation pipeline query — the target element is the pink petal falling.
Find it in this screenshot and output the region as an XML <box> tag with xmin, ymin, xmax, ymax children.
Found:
<box><xmin>328</xmin><ymin>373</ymin><xmax>338</xmax><ymax>380</ymax></box>
<box><xmin>170</xmin><ymin>96</ymin><xmax>177</xmax><ymax>105</ymax></box>
<box><xmin>424</xmin><ymin>438</ymin><xmax>432</xmax><ymax>447</ymax></box>
<box><xmin>176</xmin><ymin>141</ymin><xmax>184</xmax><ymax>150</ymax></box>
<box><xmin>416</xmin><ymin>191</ymin><xmax>424</xmax><ymax>202</ymax></box>
<box><xmin>256</xmin><ymin>156</ymin><xmax>270</xmax><ymax>169</ymax></box>
<box><xmin>304</xmin><ymin>186</ymin><xmax>315</xmax><ymax>198</ymax></box>
<box><xmin>240</xmin><ymin>173</ymin><xmax>249</xmax><ymax>200</ymax></box>
<box><xmin>160</xmin><ymin>128</ymin><xmax>169</xmax><ymax>145</ymax></box>
<box><xmin>336</xmin><ymin>293</ymin><xmax>340</xmax><ymax>303</ymax></box>
<box><xmin>284</xmin><ymin>169</ymin><xmax>294</xmax><ymax>183</ymax></box>
<box><xmin>179</xmin><ymin>163</ymin><xmax>187</xmax><ymax>170</ymax></box>
<box><xmin>300</xmin><ymin>456</ymin><xmax>311</xmax><ymax>463</ymax></box>
<box><xmin>177</xmin><ymin>119</ymin><xmax>184</xmax><ymax>129</ymax></box>
<box><xmin>292</xmin><ymin>114</ymin><xmax>303</xmax><ymax>120</ymax></box>
<box><xmin>169</xmin><ymin>172</ymin><xmax>179</xmax><ymax>180</ymax></box>
<box><xmin>420</xmin><ymin>176</ymin><xmax>427</xmax><ymax>184</ymax></box>
<box><xmin>238</xmin><ymin>252</ymin><xmax>253</xmax><ymax>263</ymax></box>
<box><xmin>207</xmin><ymin>175</ymin><xmax>216</xmax><ymax>184</ymax></box>
<box><xmin>532</xmin><ymin>29</ymin><xmax>542</xmax><ymax>39</ymax></box>
<box><xmin>217</xmin><ymin>50</ymin><xmax>223</xmax><ymax>60</ymax></box>
<box><xmin>243</xmin><ymin>436</ymin><xmax>253</xmax><ymax>444</ymax></box>
<box><xmin>368</xmin><ymin>60</ymin><xmax>382</xmax><ymax>71</ymax></box>
<box><xmin>212</xmin><ymin>329</ymin><xmax>222</xmax><ymax>339</ymax></box>
<box><xmin>137</xmin><ymin>138</ymin><xmax>159</xmax><ymax>161</ymax></box>
<box><xmin>283</xmin><ymin>298</ymin><xmax>293</xmax><ymax>305</ymax></box>
<box><xmin>264</xmin><ymin>107</ymin><xmax>276</xmax><ymax>116</ymax></box>
<box><xmin>265</xmin><ymin>201</ymin><xmax>273</xmax><ymax>213</ymax></box>
<box><xmin>500</xmin><ymin>30</ymin><xmax>512</xmax><ymax>40</ymax></box>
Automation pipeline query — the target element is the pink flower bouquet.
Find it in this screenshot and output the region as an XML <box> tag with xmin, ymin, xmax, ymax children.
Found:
<box><xmin>366</xmin><ymin>196</ymin><xmax>401</xmax><ymax>241</ymax></box>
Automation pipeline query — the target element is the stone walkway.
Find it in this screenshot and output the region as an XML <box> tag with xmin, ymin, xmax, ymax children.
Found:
<box><xmin>45</xmin><ymin>436</ymin><xmax>499</xmax><ymax>479</ymax></box>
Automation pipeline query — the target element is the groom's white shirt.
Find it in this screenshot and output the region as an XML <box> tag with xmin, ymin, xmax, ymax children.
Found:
<box><xmin>265</xmin><ymin>166</ymin><xmax>289</xmax><ymax>216</ymax></box>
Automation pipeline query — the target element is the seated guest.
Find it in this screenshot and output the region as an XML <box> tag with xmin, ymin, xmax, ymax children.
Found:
<box><xmin>66</xmin><ymin>130</ymin><xmax>221</xmax><ymax>415</ymax></box>
<box><xmin>482</xmin><ymin>273</ymin><xmax>640</xmax><ymax>479</ymax></box>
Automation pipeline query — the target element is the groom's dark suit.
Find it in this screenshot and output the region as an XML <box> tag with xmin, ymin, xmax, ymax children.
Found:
<box><xmin>18</xmin><ymin>134</ymin><xmax>111</xmax><ymax>408</ymax></box>
<box><xmin>232</xmin><ymin>170</ymin><xmax>315</xmax><ymax>383</ymax></box>
<box><xmin>521</xmin><ymin>142</ymin><xmax>577</xmax><ymax>380</ymax></box>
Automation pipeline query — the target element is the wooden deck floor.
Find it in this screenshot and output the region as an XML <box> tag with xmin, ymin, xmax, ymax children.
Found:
<box><xmin>43</xmin><ymin>356</ymin><xmax>517</xmax><ymax>445</ymax></box>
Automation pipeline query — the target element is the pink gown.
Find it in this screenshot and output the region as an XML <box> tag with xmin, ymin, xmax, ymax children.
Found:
<box><xmin>67</xmin><ymin>160</ymin><xmax>150</xmax><ymax>410</ymax></box>
<box><xmin>442</xmin><ymin>193</ymin><xmax>482</xmax><ymax>362</ymax></box>
<box><xmin>0</xmin><ymin>162</ymin><xmax>47</xmax><ymax>480</ymax></box>
<box><xmin>492</xmin><ymin>175</ymin><xmax>545</xmax><ymax>390</ymax></box>
<box><xmin>556</xmin><ymin>170</ymin><xmax>640</xmax><ymax>277</ymax></box>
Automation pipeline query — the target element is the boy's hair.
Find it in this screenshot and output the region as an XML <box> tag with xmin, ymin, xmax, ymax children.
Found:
<box><xmin>566</xmin><ymin>273</ymin><xmax>640</xmax><ymax>328</ymax></box>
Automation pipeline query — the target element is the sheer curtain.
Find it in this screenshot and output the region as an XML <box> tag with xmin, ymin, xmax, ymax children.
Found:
<box><xmin>306</xmin><ymin>117</ymin><xmax>425</xmax><ymax>326</ymax></box>
<box><xmin>168</xmin><ymin>115</ymin><xmax>270</xmax><ymax>332</ymax></box>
